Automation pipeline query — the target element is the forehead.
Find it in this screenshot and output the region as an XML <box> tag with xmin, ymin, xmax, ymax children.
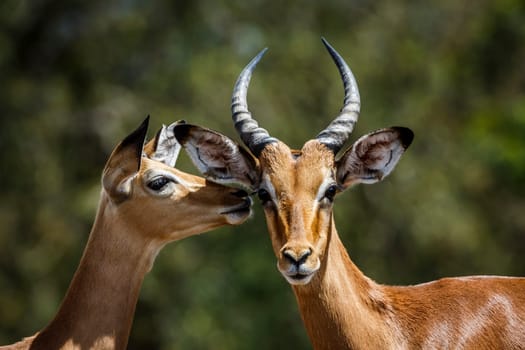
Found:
<box><xmin>140</xmin><ymin>157</ymin><xmax>206</xmax><ymax>185</ymax></box>
<box><xmin>259</xmin><ymin>140</ymin><xmax>335</xmax><ymax>192</ymax></box>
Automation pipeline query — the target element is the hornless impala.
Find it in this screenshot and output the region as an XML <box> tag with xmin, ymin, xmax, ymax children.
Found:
<box><xmin>173</xmin><ymin>39</ymin><xmax>525</xmax><ymax>349</ymax></box>
<box><xmin>1</xmin><ymin>116</ymin><xmax>253</xmax><ymax>350</ymax></box>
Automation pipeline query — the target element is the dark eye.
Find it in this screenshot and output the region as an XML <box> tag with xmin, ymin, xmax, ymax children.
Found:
<box><xmin>147</xmin><ymin>177</ymin><xmax>170</xmax><ymax>191</ymax></box>
<box><xmin>324</xmin><ymin>185</ymin><xmax>338</xmax><ymax>202</ymax></box>
<box><xmin>257</xmin><ymin>188</ymin><xmax>272</xmax><ymax>204</ymax></box>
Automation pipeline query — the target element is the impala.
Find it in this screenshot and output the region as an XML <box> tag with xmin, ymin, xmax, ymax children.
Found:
<box><xmin>173</xmin><ymin>39</ymin><xmax>525</xmax><ymax>349</ymax></box>
<box><xmin>1</xmin><ymin>116</ymin><xmax>253</xmax><ymax>350</ymax></box>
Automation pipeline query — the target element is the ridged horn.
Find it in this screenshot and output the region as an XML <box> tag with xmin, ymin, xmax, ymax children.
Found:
<box><xmin>231</xmin><ymin>48</ymin><xmax>278</xmax><ymax>156</ymax></box>
<box><xmin>316</xmin><ymin>37</ymin><xmax>361</xmax><ymax>153</ymax></box>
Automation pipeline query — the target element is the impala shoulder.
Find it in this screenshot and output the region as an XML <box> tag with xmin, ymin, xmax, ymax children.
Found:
<box><xmin>438</xmin><ymin>275</ymin><xmax>525</xmax><ymax>290</ymax></box>
<box><xmin>392</xmin><ymin>275</ymin><xmax>525</xmax><ymax>303</ymax></box>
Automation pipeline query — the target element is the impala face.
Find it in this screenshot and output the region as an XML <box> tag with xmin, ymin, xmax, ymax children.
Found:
<box><xmin>174</xmin><ymin>39</ymin><xmax>413</xmax><ymax>285</ymax></box>
<box><xmin>130</xmin><ymin>159</ymin><xmax>252</xmax><ymax>240</ymax></box>
<box><xmin>256</xmin><ymin>141</ymin><xmax>335</xmax><ymax>284</ymax></box>
<box><xmin>102</xmin><ymin>117</ymin><xmax>253</xmax><ymax>243</ymax></box>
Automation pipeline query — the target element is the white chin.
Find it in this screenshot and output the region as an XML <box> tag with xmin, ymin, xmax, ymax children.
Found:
<box><xmin>283</xmin><ymin>273</ymin><xmax>314</xmax><ymax>285</ymax></box>
<box><xmin>224</xmin><ymin>209</ymin><xmax>252</xmax><ymax>225</ymax></box>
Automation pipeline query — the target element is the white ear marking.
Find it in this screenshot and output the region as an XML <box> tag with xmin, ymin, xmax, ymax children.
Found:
<box><xmin>337</xmin><ymin>127</ymin><xmax>413</xmax><ymax>189</ymax></box>
<box><xmin>173</xmin><ymin>124</ymin><xmax>259</xmax><ymax>192</ymax></box>
<box><xmin>150</xmin><ymin>122</ymin><xmax>183</xmax><ymax>167</ymax></box>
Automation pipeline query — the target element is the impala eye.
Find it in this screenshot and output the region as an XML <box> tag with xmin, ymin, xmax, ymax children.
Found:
<box><xmin>147</xmin><ymin>176</ymin><xmax>171</xmax><ymax>191</ymax></box>
<box><xmin>257</xmin><ymin>188</ymin><xmax>272</xmax><ymax>204</ymax></box>
<box><xmin>324</xmin><ymin>185</ymin><xmax>338</xmax><ymax>202</ymax></box>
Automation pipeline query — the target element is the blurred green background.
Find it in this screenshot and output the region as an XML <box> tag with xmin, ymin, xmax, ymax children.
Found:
<box><xmin>1</xmin><ymin>0</ymin><xmax>524</xmax><ymax>348</ymax></box>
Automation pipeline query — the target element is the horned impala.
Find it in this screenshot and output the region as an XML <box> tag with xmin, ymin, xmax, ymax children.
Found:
<box><xmin>1</xmin><ymin>117</ymin><xmax>252</xmax><ymax>350</ymax></box>
<box><xmin>174</xmin><ymin>39</ymin><xmax>525</xmax><ymax>349</ymax></box>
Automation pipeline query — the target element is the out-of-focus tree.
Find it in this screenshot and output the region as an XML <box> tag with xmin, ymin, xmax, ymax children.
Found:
<box><xmin>0</xmin><ymin>0</ymin><xmax>524</xmax><ymax>348</ymax></box>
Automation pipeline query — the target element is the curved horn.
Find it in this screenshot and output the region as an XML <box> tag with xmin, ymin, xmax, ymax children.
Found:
<box><xmin>316</xmin><ymin>37</ymin><xmax>361</xmax><ymax>153</ymax></box>
<box><xmin>231</xmin><ymin>48</ymin><xmax>278</xmax><ymax>156</ymax></box>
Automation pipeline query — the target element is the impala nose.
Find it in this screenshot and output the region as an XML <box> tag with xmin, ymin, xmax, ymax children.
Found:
<box><xmin>282</xmin><ymin>247</ymin><xmax>312</xmax><ymax>266</ymax></box>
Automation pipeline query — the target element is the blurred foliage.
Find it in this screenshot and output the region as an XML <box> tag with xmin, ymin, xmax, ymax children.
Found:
<box><xmin>1</xmin><ymin>0</ymin><xmax>525</xmax><ymax>348</ymax></box>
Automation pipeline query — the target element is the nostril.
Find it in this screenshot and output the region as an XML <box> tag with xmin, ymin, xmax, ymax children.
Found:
<box><xmin>282</xmin><ymin>248</ymin><xmax>312</xmax><ymax>265</ymax></box>
<box><xmin>297</xmin><ymin>248</ymin><xmax>312</xmax><ymax>265</ymax></box>
<box><xmin>283</xmin><ymin>250</ymin><xmax>298</xmax><ymax>264</ymax></box>
<box><xmin>231</xmin><ymin>189</ymin><xmax>249</xmax><ymax>198</ymax></box>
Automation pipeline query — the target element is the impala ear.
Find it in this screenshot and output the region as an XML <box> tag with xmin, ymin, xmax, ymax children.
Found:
<box><xmin>336</xmin><ymin>127</ymin><xmax>413</xmax><ymax>190</ymax></box>
<box><xmin>102</xmin><ymin>116</ymin><xmax>149</xmax><ymax>202</ymax></box>
<box><xmin>174</xmin><ymin>124</ymin><xmax>259</xmax><ymax>192</ymax></box>
<box><xmin>144</xmin><ymin>120</ymin><xmax>184</xmax><ymax>167</ymax></box>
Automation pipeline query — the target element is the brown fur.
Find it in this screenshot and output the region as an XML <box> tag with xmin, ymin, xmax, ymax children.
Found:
<box><xmin>1</xmin><ymin>126</ymin><xmax>251</xmax><ymax>350</ymax></box>
<box><xmin>173</xmin><ymin>122</ymin><xmax>525</xmax><ymax>349</ymax></box>
<box><xmin>259</xmin><ymin>140</ymin><xmax>525</xmax><ymax>350</ymax></box>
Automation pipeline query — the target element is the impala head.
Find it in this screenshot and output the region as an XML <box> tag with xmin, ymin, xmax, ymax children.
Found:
<box><xmin>174</xmin><ymin>39</ymin><xmax>413</xmax><ymax>285</ymax></box>
<box><xmin>101</xmin><ymin>116</ymin><xmax>253</xmax><ymax>243</ymax></box>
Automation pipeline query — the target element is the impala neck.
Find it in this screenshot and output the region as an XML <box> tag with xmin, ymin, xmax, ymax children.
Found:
<box><xmin>31</xmin><ymin>196</ymin><xmax>161</xmax><ymax>350</ymax></box>
<box><xmin>291</xmin><ymin>219</ymin><xmax>400</xmax><ymax>350</ymax></box>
